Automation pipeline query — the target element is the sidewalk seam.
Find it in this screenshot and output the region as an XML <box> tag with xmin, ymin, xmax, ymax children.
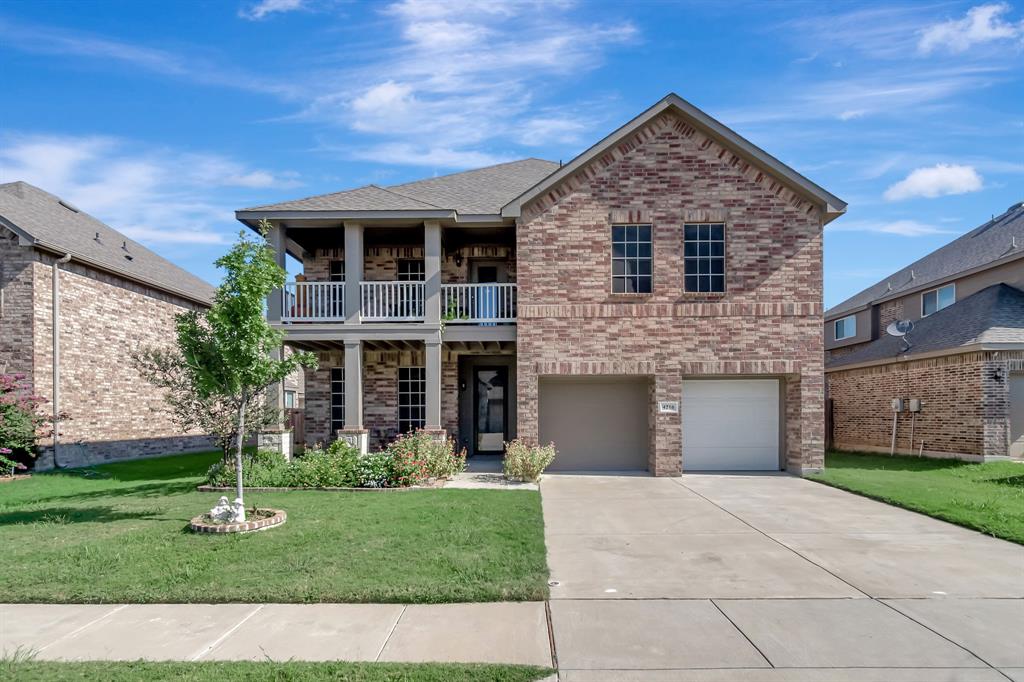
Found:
<box><xmin>544</xmin><ymin>600</ymin><xmax>558</xmax><ymax>670</ymax></box>
<box><xmin>189</xmin><ymin>604</ymin><xmax>263</xmax><ymax>661</ymax></box>
<box><xmin>36</xmin><ymin>604</ymin><xmax>128</xmax><ymax>654</ymax></box>
<box><xmin>709</xmin><ymin>598</ymin><xmax>774</xmax><ymax>668</ymax></box>
<box><xmin>374</xmin><ymin>604</ymin><xmax>406</xmax><ymax>662</ymax></box>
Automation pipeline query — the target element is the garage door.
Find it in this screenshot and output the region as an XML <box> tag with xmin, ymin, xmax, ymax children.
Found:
<box><xmin>1010</xmin><ymin>374</ymin><xmax>1024</xmax><ymax>457</ymax></box>
<box><xmin>539</xmin><ymin>377</ymin><xmax>649</xmax><ymax>471</ymax></box>
<box><xmin>682</xmin><ymin>379</ymin><xmax>780</xmax><ymax>471</ymax></box>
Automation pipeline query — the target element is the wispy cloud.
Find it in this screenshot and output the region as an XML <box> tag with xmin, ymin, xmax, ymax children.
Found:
<box><xmin>0</xmin><ymin>134</ymin><xmax>301</xmax><ymax>246</ymax></box>
<box><xmin>239</xmin><ymin>0</ymin><xmax>307</xmax><ymax>21</ymax></box>
<box><xmin>918</xmin><ymin>3</ymin><xmax>1024</xmax><ymax>54</ymax></box>
<box><xmin>883</xmin><ymin>164</ymin><xmax>984</xmax><ymax>201</ymax></box>
<box><xmin>828</xmin><ymin>218</ymin><xmax>957</xmax><ymax>237</ymax></box>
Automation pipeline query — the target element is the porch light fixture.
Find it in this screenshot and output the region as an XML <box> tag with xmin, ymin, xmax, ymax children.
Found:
<box><xmin>453</xmin><ymin>251</ymin><xmax>464</xmax><ymax>268</ymax></box>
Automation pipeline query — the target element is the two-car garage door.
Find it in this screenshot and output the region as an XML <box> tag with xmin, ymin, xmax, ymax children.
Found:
<box><xmin>537</xmin><ymin>376</ymin><xmax>782</xmax><ymax>472</ymax></box>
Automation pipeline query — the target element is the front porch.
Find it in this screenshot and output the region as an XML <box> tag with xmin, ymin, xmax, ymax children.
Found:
<box><xmin>300</xmin><ymin>339</ymin><xmax>517</xmax><ymax>456</ymax></box>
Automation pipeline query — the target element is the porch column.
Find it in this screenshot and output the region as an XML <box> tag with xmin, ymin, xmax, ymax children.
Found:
<box><xmin>425</xmin><ymin>339</ymin><xmax>442</xmax><ymax>431</ymax></box>
<box><xmin>258</xmin><ymin>345</ymin><xmax>294</xmax><ymax>460</ymax></box>
<box><xmin>424</xmin><ymin>220</ymin><xmax>441</xmax><ymax>325</ymax></box>
<box><xmin>266</xmin><ymin>222</ymin><xmax>286</xmax><ymax>323</ymax></box>
<box><xmin>339</xmin><ymin>339</ymin><xmax>369</xmax><ymax>454</ymax></box>
<box><xmin>344</xmin><ymin>221</ymin><xmax>363</xmax><ymax>324</ymax></box>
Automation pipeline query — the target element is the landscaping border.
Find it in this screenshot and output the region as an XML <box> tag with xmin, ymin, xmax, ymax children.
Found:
<box><xmin>196</xmin><ymin>479</ymin><xmax>445</xmax><ymax>493</ymax></box>
<box><xmin>190</xmin><ymin>509</ymin><xmax>287</xmax><ymax>534</ymax></box>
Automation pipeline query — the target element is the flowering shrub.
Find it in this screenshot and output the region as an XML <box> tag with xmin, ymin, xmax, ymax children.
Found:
<box><xmin>357</xmin><ymin>452</ymin><xmax>392</xmax><ymax>488</ymax></box>
<box><xmin>503</xmin><ymin>440</ymin><xmax>557</xmax><ymax>482</ymax></box>
<box><xmin>206</xmin><ymin>442</ymin><xmax>361</xmax><ymax>488</ymax></box>
<box><xmin>0</xmin><ymin>373</ymin><xmax>50</xmax><ymax>472</ymax></box>
<box><xmin>384</xmin><ymin>430</ymin><xmax>466</xmax><ymax>481</ymax></box>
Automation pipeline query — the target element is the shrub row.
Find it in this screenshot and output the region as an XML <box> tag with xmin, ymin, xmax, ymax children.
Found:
<box><xmin>206</xmin><ymin>431</ymin><xmax>466</xmax><ymax>489</ymax></box>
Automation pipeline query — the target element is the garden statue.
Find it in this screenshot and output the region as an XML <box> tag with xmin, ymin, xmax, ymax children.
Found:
<box><xmin>209</xmin><ymin>496</ymin><xmax>245</xmax><ymax>523</ymax></box>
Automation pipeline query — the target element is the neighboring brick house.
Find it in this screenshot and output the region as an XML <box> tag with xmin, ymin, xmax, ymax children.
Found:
<box><xmin>239</xmin><ymin>93</ymin><xmax>846</xmax><ymax>474</ymax></box>
<box><xmin>0</xmin><ymin>181</ymin><xmax>216</xmax><ymax>468</ymax></box>
<box><xmin>825</xmin><ymin>202</ymin><xmax>1024</xmax><ymax>461</ymax></box>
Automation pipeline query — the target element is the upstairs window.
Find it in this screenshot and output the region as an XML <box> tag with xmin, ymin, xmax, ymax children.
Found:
<box><xmin>922</xmin><ymin>283</ymin><xmax>955</xmax><ymax>316</ymax></box>
<box><xmin>834</xmin><ymin>315</ymin><xmax>856</xmax><ymax>341</ymax></box>
<box><xmin>684</xmin><ymin>223</ymin><xmax>725</xmax><ymax>293</ymax></box>
<box><xmin>329</xmin><ymin>260</ymin><xmax>345</xmax><ymax>282</ymax></box>
<box><xmin>398</xmin><ymin>259</ymin><xmax>425</xmax><ymax>281</ymax></box>
<box><xmin>611</xmin><ymin>224</ymin><xmax>652</xmax><ymax>294</ymax></box>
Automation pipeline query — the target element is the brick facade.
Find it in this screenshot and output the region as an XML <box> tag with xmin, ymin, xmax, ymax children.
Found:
<box><xmin>515</xmin><ymin>111</ymin><xmax>826</xmax><ymax>475</ymax></box>
<box><xmin>0</xmin><ymin>228</ymin><xmax>212</xmax><ymax>469</ymax></box>
<box><xmin>827</xmin><ymin>350</ymin><xmax>1019</xmax><ymax>459</ymax></box>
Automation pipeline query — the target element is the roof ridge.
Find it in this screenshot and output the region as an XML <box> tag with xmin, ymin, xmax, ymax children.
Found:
<box><xmin>240</xmin><ymin>184</ymin><xmax>381</xmax><ymax>212</ymax></box>
<box><xmin>369</xmin><ymin>184</ymin><xmax>445</xmax><ymax>209</ymax></box>
<box><xmin>386</xmin><ymin>157</ymin><xmax>558</xmax><ymax>189</ymax></box>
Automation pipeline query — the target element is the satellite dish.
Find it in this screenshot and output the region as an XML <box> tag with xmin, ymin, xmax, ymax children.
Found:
<box><xmin>886</xmin><ymin>320</ymin><xmax>914</xmax><ymax>337</ymax></box>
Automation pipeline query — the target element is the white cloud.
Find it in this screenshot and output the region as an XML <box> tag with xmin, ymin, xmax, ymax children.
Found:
<box><xmin>0</xmin><ymin>133</ymin><xmax>301</xmax><ymax>246</ymax></box>
<box><xmin>918</xmin><ymin>3</ymin><xmax>1023</xmax><ymax>54</ymax></box>
<box><xmin>239</xmin><ymin>0</ymin><xmax>306</xmax><ymax>20</ymax></box>
<box><xmin>828</xmin><ymin>219</ymin><xmax>956</xmax><ymax>237</ymax></box>
<box><xmin>883</xmin><ymin>164</ymin><xmax>984</xmax><ymax>201</ymax></box>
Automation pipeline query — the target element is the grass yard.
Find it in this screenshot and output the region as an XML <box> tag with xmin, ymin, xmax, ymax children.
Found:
<box><xmin>0</xmin><ymin>661</ymin><xmax>554</xmax><ymax>682</ymax></box>
<box><xmin>809</xmin><ymin>450</ymin><xmax>1024</xmax><ymax>544</ymax></box>
<box><xmin>0</xmin><ymin>452</ymin><xmax>549</xmax><ymax>603</ymax></box>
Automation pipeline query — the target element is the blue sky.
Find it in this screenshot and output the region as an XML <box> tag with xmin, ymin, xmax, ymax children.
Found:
<box><xmin>1</xmin><ymin>0</ymin><xmax>1021</xmax><ymax>308</ymax></box>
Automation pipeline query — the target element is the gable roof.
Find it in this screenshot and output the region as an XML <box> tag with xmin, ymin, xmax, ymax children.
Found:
<box><xmin>0</xmin><ymin>181</ymin><xmax>215</xmax><ymax>306</ymax></box>
<box><xmin>827</xmin><ymin>283</ymin><xmax>1024</xmax><ymax>370</ymax></box>
<box><xmin>826</xmin><ymin>201</ymin><xmax>1024</xmax><ymax>320</ymax></box>
<box><xmin>501</xmin><ymin>93</ymin><xmax>847</xmax><ymax>221</ymax></box>
<box><xmin>239</xmin><ymin>158</ymin><xmax>560</xmax><ymax>218</ymax></box>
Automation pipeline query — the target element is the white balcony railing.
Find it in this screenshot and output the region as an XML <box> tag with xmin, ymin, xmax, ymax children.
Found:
<box><xmin>442</xmin><ymin>283</ymin><xmax>517</xmax><ymax>324</ymax></box>
<box><xmin>361</xmin><ymin>281</ymin><xmax>425</xmax><ymax>321</ymax></box>
<box><xmin>281</xmin><ymin>281</ymin><xmax>345</xmax><ymax>322</ymax></box>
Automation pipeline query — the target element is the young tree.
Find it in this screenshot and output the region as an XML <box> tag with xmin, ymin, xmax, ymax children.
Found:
<box><xmin>139</xmin><ymin>220</ymin><xmax>316</xmax><ymax>516</ymax></box>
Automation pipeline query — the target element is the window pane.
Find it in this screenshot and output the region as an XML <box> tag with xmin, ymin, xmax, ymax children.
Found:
<box><xmin>637</xmin><ymin>276</ymin><xmax>652</xmax><ymax>293</ymax></box>
<box><xmin>685</xmin><ymin>259</ymin><xmax>698</xmax><ymax>274</ymax></box>
<box><xmin>612</xmin><ymin>277</ymin><xmax>625</xmax><ymax>293</ymax></box>
<box><xmin>638</xmin><ymin>225</ymin><xmax>651</xmax><ymax>241</ymax></box>
<box><xmin>710</xmin><ymin>275</ymin><xmax>725</xmax><ymax>292</ymax></box>
<box><xmin>938</xmin><ymin>285</ymin><xmax>955</xmax><ymax>309</ymax></box>
<box><xmin>685</xmin><ymin>275</ymin><xmax>699</xmax><ymax>291</ymax></box>
<box><xmin>923</xmin><ymin>291</ymin><xmax>936</xmax><ymax>316</ymax></box>
<box><xmin>698</xmin><ymin>276</ymin><xmax>710</xmax><ymax>292</ymax></box>
<box><xmin>685</xmin><ymin>225</ymin><xmax>699</xmax><ymax>241</ymax></box>
<box><xmin>698</xmin><ymin>259</ymin><xmax>710</xmax><ymax>274</ymax></box>
<box><xmin>699</xmin><ymin>224</ymin><xmax>710</xmax><ymax>240</ymax></box>
<box><xmin>699</xmin><ymin>242</ymin><xmax>710</xmax><ymax>257</ymax></box>
<box><xmin>612</xmin><ymin>242</ymin><xmax>626</xmax><ymax>257</ymax></box>
<box><xmin>709</xmin><ymin>242</ymin><xmax>724</xmax><ymax>257</ymax></box>
<box><xmin>710</xmin><ymin>259</ymin><xmax>724</xmax><ymax>275</ymax></box>
<box><xmin>685</xmin><ymin>242</ymin><xmax>699</xmax><ymax>257</ymax></box>
<box><xmin>626</xmin><ymin>243</ymin><xmax>637</xmax><ymax>257</ymax></box>
<box><xmin>709</xmin><ymin>224</ymin><xmax>724</xmax><ymax>241</ymax></box>
<box><xmin>638</xmin><ymin>243</ymin><xmax>651</xmax><ymax>258</ymax></box>
<box><xmin>626</xmin><ymin>225</ymin><xmax>637</xmax><ymax>241</ymax></box>
<box><xmin>612</xmin><ymin>225</ymin><xmax>625</xmax><ymax>242</ymax></box>
<box><xmin>625</xmin><ymin>277</ymin><xmax>638</xmax><ymax>293</ymax></box>
<box><xmin>638</xmin><ymin>259</ymin><xmax>651</xmax><ymax>275</ymax></box>
<box><xmin>626</xmin><ymin>260</ymin><xmax>638</xmax><ymax>275</ymax></box>
<box><xmin>612</xmin><ymin>259</ymin><xmax>626</xmax><ymax>275</ymax></box>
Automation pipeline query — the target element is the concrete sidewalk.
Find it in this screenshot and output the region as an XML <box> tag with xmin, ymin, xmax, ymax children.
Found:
<box><xmin>0</xmin><ymin>602</ymin><xmax>553</xmax><ymax>666</ymax></box>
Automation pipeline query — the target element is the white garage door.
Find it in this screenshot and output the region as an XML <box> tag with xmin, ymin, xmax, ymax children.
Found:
<box><xmin>682</xmin><ymin>379</ymin><xmax>781</xmax><ymax>471</ymax></box>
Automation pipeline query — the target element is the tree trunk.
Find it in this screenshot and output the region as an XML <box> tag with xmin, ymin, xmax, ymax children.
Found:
<box><xmin>235</xmin><ymin>397</ymin><xmax>247</xmax><ymax>515</ymax></box>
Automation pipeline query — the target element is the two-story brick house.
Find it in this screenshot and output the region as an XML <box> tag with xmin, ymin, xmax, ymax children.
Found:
<box><xmin>239</xmin><ymin>94</ymin><xmax>846</xmax><ymax>475</ymax></box>
<box><xmin>825</xmin><ymin>202</ymin><xmax>1024</xmax><ymax>460</ymax></box>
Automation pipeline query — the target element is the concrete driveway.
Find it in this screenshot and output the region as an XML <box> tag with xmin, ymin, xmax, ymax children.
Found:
<box><xmin>542</xmin><ymin>473</ymin><xmax>1024</xmax><ymax>681</ymax></box>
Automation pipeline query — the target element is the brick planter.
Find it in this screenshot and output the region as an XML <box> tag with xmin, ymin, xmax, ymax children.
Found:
<box><xmin>189</xmin><ymin>509</ymin><xmax>287</xmax><ymax>534</ymax></box>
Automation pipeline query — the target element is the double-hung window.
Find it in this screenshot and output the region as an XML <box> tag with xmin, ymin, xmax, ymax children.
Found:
<box><xmin>611</xmin><ymin>224</ymin><xmax>652</xmax><ymax>293</ymax></box>
<box><xmin>921</xmin><ymin>283</ymin><xmax>954</xmax><ymax>316</ymax></box>
<box><xmin>398</xmin><ymin>367</ymin><xmax>426</xmax><ymax>432</ymax></box>
<box><xmin>834</xmin><ymin>315</ymin><xmax>856</xmax><ymax>341</ymax></box>
<box><xmin>684</xmin><ymin>223</ymin><xmax>725</xmax><ymax>293</ymax></box>
<box><xmin>330</xmin><ymin>368</ymin><xmax>345</xmax><ymax>433</ymax></box>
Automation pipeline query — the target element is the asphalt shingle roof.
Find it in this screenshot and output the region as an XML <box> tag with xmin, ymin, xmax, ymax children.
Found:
<box><xmin>828</xmin><ymin>283</ymin><xmax>1024</xmax><ymax>369</ymax></box>
<box><xmin>826</xmin><ymin>201</ymin><xmax>1024</xmax><ymax>319</ymax></box>
<box><xmin>241</xmin><ymin>158</ymin><xmax>560</xmax><ymax>215</ymax></box>
<box><xmin>0</xmin><ymin>182</ymin><xmax>215</xmax><ymax>305</ymax></box>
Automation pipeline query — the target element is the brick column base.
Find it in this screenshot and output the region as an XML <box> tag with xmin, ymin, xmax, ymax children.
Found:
<box><xmin>337</xmin><ymin>428</ymin><xmax>369</xmax><ymax>455</ymax></box>
<box><xmin>258</xmin><ymin>429</ymin><xmax>293</xmax><ymax>462</ymax></box>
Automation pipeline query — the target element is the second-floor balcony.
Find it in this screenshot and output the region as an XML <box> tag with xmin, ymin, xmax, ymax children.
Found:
<box><xmin>281</xmin><ymin>280</ymin><xmax>517</xmax><ymax>324</ymax></box>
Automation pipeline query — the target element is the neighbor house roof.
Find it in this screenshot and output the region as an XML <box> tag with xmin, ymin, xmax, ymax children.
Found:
<box><xmin>0</xmin><ymin>181</ymin><xmax>215</xmax><ymax>306</ymax></box>
<box><xmin>501</xmin><ymin>93</ymin><xmax>847</xmax><ymax>222</ymax></box>
<box><xmin>239</xmin><ymin>158</ymin><xmax>560</xmax><ymax>217</ymax></box>
<box><xmin>827</xmin><ymin>283</ymin><xmax>1024</xmax><ymax>370</ymax></box>
<box><xmin>826</xmin><ymin>201</ymin><xmax>1024</xmax><ymax>320</ymax></box>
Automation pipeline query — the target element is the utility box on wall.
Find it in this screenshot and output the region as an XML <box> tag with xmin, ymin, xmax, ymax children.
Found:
<box><xmin>909</xmin><ymin>398</ymin><xmax>922</xmax><ymax>412</ymax></box>
<box><xmin>891</xmin><ymin>398</ymin><xmax>904</xmax><ymax>412</ymax></box>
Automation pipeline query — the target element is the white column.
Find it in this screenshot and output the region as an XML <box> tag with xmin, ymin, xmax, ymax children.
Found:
<box><xmin>425</xmin><ymin>340</ymin><xmax>442</xmax><ymax>430</ymax></box>
<box><xmin>344</xmin><ymin>221</ymin><xmax>363</xmax><ymax>324</ymax></box>
<box><xmin>266</xmin><ymin>222</ymin><xmax>286</xmax><ymax>323</ymax></box>
<box><xmin>344</xmin><ymin>340</ymin><xmax>363</xmax><ymax>429</ymax></box>
<box><xmin>424</xmin><ymin>220</ymin><xmax>441</xmax><ymax>325</ymax></box>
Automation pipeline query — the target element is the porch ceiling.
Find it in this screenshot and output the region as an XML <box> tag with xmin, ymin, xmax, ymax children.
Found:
<box><xmin>285</xmin><ymin>338</ymin><xmax>515</xmax><ymax>354</ymax></box>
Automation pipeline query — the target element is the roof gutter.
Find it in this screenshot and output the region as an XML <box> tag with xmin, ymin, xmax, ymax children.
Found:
<box><xmin>825</xmin><ymin>342</ymin><xmax>1024</xmax><ymax>373</ymax></box>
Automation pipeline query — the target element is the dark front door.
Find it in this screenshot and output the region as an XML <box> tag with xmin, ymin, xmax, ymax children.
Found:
<box><xmin>474</xmin><ymin>367</ymin><xmax>508</xmax><ymax>455</ymax></box>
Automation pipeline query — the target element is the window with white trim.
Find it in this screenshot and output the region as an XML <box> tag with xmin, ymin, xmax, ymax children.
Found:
<box><xmin>397</xmin><ymin>259</ymin><xmax>425</xmax><ymax>281</ymax></box>
<box><xmin>284</xmin><ymin>390</ymin><xmax>297</xmax><ymax>409</ymax></box>
<box><xmin>922</xmin><ymin>283</ymin><xmax>955</xmax><ymax>316</ymax></box>
<box><xmin>834</xmin><ymin>315</ymin><xmax>856</xmax><ymax>341</ymax></box>
<box><xmin>398</xmin><ymin>367</ymin><xmax>426</xmax><ymax>432</ymax></box>
<box><xmin>329</xmin><ymin>260</ymin><xmax>344</xmax><ymax>282</ymax></box>
<box><xmin>330</xmin><ymin>368</ymin><xmax>345</xmax><ymax>433</ymax></box>
<box><xmin>684</xmin><ymin>223</ymin><xmax>725</xmax><ymax>293</ymax></box>
<box><xmin>611</xmin><ymin>224</ymin><xmax>652</xmax><ymax>293</ymax></box>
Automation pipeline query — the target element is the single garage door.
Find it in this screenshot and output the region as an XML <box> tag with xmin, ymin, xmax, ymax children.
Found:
<box><xmin>1010</xmin><ymin>374</ymin><xmax>1024</xmax><ymax>457</ymax></box>
<box><xmin>539</xmin><ymin>377</ymin><xmax>649</xmax><ymax>471</ymax></box>
<box><xmin>682</xmin><ymin>379</ymin><xmax>781</xmax><ymax>471</ymax></box>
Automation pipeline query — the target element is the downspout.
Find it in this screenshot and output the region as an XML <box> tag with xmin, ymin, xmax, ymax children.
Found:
<box><xmin>52</xmin><ymin>253</ymin><xmax>71</xmax><ymax>468</ymax></box>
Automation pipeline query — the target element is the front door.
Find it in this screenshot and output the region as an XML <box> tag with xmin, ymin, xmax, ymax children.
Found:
<box><xmin>471</xmin><ymin>260</ymin><xmax>507</xmax><ymax>283</ymax></box>
<box><xmin>474</xmin><ymin>367</ymin><xmax>508</xmax><ymax>455</ymax></box>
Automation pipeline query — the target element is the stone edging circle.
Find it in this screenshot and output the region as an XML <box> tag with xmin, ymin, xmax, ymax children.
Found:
<box><xmin>190</xmin><ymin>508</ymin><xmax>287</xmax><ymax>534</ymax></box>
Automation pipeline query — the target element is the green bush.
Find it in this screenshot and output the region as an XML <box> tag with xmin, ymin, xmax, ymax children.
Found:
<box><xmin>384</xmin><ymin>430</ymin><xmax>466</xmax><ymax>481</ymax></box>
<box><xmin>503</xmin><ymin>440</ymin><xmax>556</xmax><ymax>482</ymax></box>
<box><xmin>205</xmin><ymin>443</ymin><xmax>361</xmax><ymax>488</ymax></box>
<box><xmin>357</xmin><ymin>452</ymin><xmax>393</xmax><ymax>488</ymax></box>
<box><xmin>206</xmin><ymin>449</ymin><xmax>289</xmax><ymax>487</ymax></box>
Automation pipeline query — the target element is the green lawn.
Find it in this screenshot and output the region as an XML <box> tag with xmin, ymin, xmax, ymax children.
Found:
<box><xmin>809</xmin><ymin>450</ymin><xmax>1024</xmax><ymax>544</ymax></box>
<box><xmin>1</xmin><ymin>661</ymin><xmax>553</xmax><ymax>682</ymax></box>
<box><xmin>0</xmin><ymin>452</ymin><xmax>549</xmax><ymax>603</ymax></box>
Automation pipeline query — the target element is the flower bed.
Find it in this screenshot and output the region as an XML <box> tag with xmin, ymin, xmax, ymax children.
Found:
<box><xmin>189</xmin><ymin>508</ymin><xmax>286</xmax><ymax>534</ymax></box>
<box><xmin>204</xmin><ymin>431</ymin><xmax>466</xmax><ymax>490</ymax></box>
